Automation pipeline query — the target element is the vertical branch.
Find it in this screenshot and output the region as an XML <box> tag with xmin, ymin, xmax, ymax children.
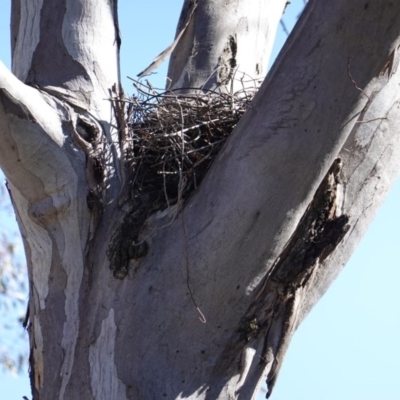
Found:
<box><xmin>11</xmin><ymin>0</ymin><xmax>121</xmax><ymax>121</ymax></box>
<box><xmin>167</xmin><ymin>0</ymin><xmax>288</xmax><ymax>92</ymax></box>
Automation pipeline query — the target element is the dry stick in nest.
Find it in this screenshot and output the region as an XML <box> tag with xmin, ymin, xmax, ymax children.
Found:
<box><xmin>118</xmin><ymin>80</ymin><xmax>258</xmax><ymax>205</ymax></box>
<box><xmin>124</xmin><ymin>79</ymin><xmax>256</xmax><ymax>188</ymax></box>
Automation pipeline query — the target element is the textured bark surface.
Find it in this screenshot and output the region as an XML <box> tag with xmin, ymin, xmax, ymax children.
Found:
<box><xmin>1</xmin><ymin>1</ymin><xmax>400</xmax><ymax>399</ymax></box>
<box><xmin>167</xmin><ymin>0</ymin><xmax>288</xmax><ymax>92</ymax></box>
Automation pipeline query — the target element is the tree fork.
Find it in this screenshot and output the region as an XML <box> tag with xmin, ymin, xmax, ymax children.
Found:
<box><xmin>1</xmin><ymin>1</ymin><xmax>400</xmax><ymax>399</ymax></box>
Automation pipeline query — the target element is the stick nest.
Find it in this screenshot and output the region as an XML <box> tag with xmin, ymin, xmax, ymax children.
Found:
<box><xmin>124</xmin><ymin>80</ymin><xmax>258</xmax><ymax>209</ymax></box>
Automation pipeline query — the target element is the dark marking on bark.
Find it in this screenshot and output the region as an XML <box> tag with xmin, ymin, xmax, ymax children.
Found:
<box><xmin>210</xmin><ymin>159</ymin><xmax>350</xmax><ymax>398</ymax></box>
<box><xmin>252</xmin><ymin>158</ymin><xmax>350</xmax><ymax>398</ymax></box>
<box><xmin>28</xmin><ymin>325</ymin><xmax>39</xmax><ymax>400</ymax></box>
<box><xmin>85</xmin><ymin>189</ymin><xmax>103</xmax><ymax>245</ymax></box>
<box><xmin>217</xmin><ymin>35</ymin><xmax>238</xmax><ymax>86</ymax></box>
<box><xmin>10</xmin><ymin>0</ymin><xmax>21</xmax><ymax>60</ymax></box>
<box><xmin>86</xmin><ymin>190</ymin><xmax>97</xmax><ymax>211</ymax></box>
<box><xmin>76</xmin><ymin>117</ymin><xmax>99</xmax><ymax>143</ymax></box>
<box><xmin>107</xmin><ymin>191</ymin><xmax>163</xmax><ymax>279</ymax></box>
<box><xmin>0</xmin><ymin>88</ymin><xmax>37</xmax><ymax>123</ymax></box>
<box><xmin>28</xmin><ymin>350</ymin><xmax>37</xmax><ymax>400</ymax></box>
<box><xmin>229</xmin><ymin>37</ymin><xmax>237</xmax><ymax>69</ymax></box>
<box><xmin>25</xmin><ymin>0</ymin><xmax>91</xmax><ymax>89</ymax></box>
<box><xmin>89</xmin><ymin>157</ymin><xmax>104</xmax><ymax>186</ymax></box>
<box><xmin>22</xmin><ymin>303</ymin><xmax>30</xmax><ymax>329</ymax></box>
<box><xmin>238</xmin><ymin>317</ymin><xmax>260</xmax><ymax>342</ymax></box>
<box><xmin>261</xmin><ymin>159</ymin><xmax>348</xmax><ymax>286</ymax></box>
<box><xmin>69</xmin><ymin>116</ymin><xmax>106</xmax><ymax>195</ymax></box>
<box><xmin>112</xmin><ymin>0</ymin><xmax>121</xmax><ymax>50</ymax></box>
<box><xmin>107</xmin><ymin>207</ymin><xmax>149</xmax><ymax>279</ymax></box>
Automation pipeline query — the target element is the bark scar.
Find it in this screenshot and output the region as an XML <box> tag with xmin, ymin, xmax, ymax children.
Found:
<box><xmin>70</xmin><ymin>114</ymin><xmax>104</xmax><ymax>193</ymax></box>
<box><xmin>217</xmin><ymin>35</ymin><xmax>238</xmax><ymax>86</ymax></box>
<box><xmin>241</xmin><ymin>158</ymin><xmax>350</xmax><ymax>398</ymax></box>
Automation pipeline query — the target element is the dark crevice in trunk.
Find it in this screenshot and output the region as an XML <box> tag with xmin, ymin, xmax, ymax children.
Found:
<box><xmin>209</xmin><ymin>158</ymin><xmax>351</xmax><ymax>399</ymax></box>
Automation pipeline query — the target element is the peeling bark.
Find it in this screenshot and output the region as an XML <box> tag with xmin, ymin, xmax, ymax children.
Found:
<box><xmin>243</xmin><ymin>159</ymin><xmax>350</xmax><ymax>397</ymax></box>
<box><xmin>89</xmin><ymin>309</ymin><xmax>128</xmax><ymax>400</ymax></box>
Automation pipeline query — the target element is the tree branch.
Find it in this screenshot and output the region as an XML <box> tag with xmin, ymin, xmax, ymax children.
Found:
<box><xmin>11</xmin><ymin>0</ymin><xmax>121</xmax><ymax>121</ymax></box>
<box><xmin>167</xmin><ymin>0</ymin><xmax>288</xmax><ymax>92</ymax></box>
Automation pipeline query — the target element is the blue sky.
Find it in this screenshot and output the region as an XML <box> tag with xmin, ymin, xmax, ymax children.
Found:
<box><xmin>0</xmin><ymin>1</ymin><xmax>399</xmax><ymax>399</ymax></box>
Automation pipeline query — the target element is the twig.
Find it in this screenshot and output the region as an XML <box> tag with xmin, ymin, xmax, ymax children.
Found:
<box><xmin>181</xmin><ymin>210</ymin><xmax>206</xmax><ymax>324</ymax></box>
<box><xmin>347</xmin><ymin>56</ymin><xmax>371</xmax><ymax>101</ymax></box>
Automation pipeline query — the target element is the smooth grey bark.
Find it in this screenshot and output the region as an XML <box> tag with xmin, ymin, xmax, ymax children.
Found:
<box><xmin>0</xmin><ymin>1</ymin><xmax>400</xmax><ymax>400</ymax></box>
<box><xmin>167</xmin><ymin>0</ymin><xmax>288</xmax><ymax>92</ymax></box>
<box><xmin>2</xmin><ymin>1</ymin><xmax>124</xmax><ymax>398</ymax></box>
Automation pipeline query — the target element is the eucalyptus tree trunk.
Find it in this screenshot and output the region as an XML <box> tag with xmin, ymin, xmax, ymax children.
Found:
<box><xmin>1</xmin><ymin>1</ymin><xmax>400</xmax><ymax>400</ymax></box>
<box><xmin>166</xmin><ymin>0</ymin><xmax>288</xmax><ymax>92</ymax></box>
